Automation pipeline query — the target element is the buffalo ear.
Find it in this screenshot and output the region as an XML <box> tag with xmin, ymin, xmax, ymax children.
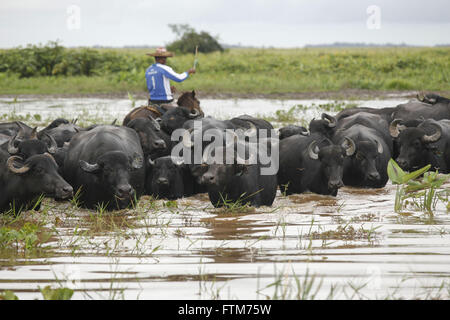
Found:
<box><xmin>79</xmin><ymin>160</ymin><xmax>101</xmax><ymax>173</ymax></box>
<box><xmin>191</xmin><ymin>90</ymin><xmax>196</xmax><ymax>97</ymax></box>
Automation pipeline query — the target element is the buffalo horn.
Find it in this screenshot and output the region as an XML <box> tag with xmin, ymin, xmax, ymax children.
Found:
<box><xmin>300</xmin><ymin>127</ymin><xmax>310</xmax><ymax>136</ymax></box>
<box><xmin>79</xmin><ymin>160</ymin><xmax>100</xmax><ymax>173</ymax></box>
<box><xmin>422</xmin><ymin>123</ymin><xmax>442</xmax><ymax>143</ymax></box>
<box><xmin>148</xmin><ymin>115</ymin><xmax>161</xmax><ymax>131</ymax></box>
<box><xmin>30</xmin><ymin>127</ymin><xmax>38</xmax><ymax>140</ymax></box>
<box><xmin>308</xmin><ymin>141</ymin><xmax>319</xmax><ymax>160</ymax></box>
<box><xmin>375</xmin><ymin>139</ymin><xmax>383</xmax><ymax>154</ymax></box>
<box><xmin>45</xmin><ymin>133</ymin><xmax>58</xmax><ymax>154</ymax></box>
<box><xmin>321</xmin><ymin>113</ymin><xmax>337</xmax><ymax>128</ymax></box>
<box><xmin>244</xmin><ymin>121</ymin><xmax>257</xmax><ymax>137</ymax></box>
<box><xmin>188</xmin><ymin>108</ymin><xmax>200</xmax><ymax>118</ymax></box>
<box><xmin>342</xmin><ymin>137</ymin><xmax>356</xmax><ymax>156</ymax></box>
<box><xmin>389</xmin><ymin>119</ymin><xmax>406</xmax><ymax>138</ymax></box>
<box><xmin>7</xmin><ymin>156</ymin><xmax>29</xmax><ymax>174</ymax></box>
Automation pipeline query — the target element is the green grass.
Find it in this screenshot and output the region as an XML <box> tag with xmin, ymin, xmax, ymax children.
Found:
<box><xmin>0</xmin><ymin>47</ymin><xmax>449</xmax><ymax>95</ymax></box>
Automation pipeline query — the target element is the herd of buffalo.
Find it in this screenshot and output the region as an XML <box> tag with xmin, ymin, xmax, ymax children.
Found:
<box><xmin>0</xmin><ymin>91</ymin><xmax>449</xmax><ymax>213</ymax></box>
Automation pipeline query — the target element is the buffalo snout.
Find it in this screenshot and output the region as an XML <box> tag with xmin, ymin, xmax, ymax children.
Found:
<box><xmin>56</xmin><ymin>184</ymin><xmax>74</xmax><ymax>200</ymax></box>
<box><xmin>328</xmin><ymin>179</ymin><xmax>344</xmax><ymax>190</ymax></box>
<box><xmin>201</xmin><ymin>173</ymin><xmax>216</xmax><ymax>186</ymax></box>
<box><xmin>396</xmin><ymin>158</ymin><xmax>409</xmax><ymax>170</ymax></box>
<box><xmin>116</xmin><ymin>184</ymin><xmax>133</xmax><ymax>198</ymax></box>
<box><xmin>367</xmin><ymin>171</ymin><xmax>380</xmax><ymax>181</ymax></box>
<box><xmin>156</xmin><ymin>177</ymin><xmax>169</xmax><ymax>185</ymax></box>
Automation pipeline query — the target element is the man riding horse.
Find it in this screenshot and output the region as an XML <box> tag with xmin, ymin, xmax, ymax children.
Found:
<box><xmin>146</xmin><ymin>47</ymin><xmax>196</xmax><ymax>107</ymax></box>
<box><xmin>122</xmin><ymin>48</ymin><xmax>201</xmax><ymax>126</ymax></box>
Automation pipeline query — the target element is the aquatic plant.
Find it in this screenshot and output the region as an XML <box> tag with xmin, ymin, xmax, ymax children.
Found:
<box><xmin>387</xmin><ymin>159</ymin><xmax>450</xmax><ymax>214</ymax></box>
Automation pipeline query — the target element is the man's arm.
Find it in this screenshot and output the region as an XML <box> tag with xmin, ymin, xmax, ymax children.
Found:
<box><xmin>159</xmin><ymin>64</ymin><xmax>195</xmax><ymax>83</ymax></box>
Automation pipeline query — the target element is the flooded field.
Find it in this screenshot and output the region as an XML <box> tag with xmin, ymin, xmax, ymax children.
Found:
<box><xmin>0</xmin><ymin>97</ymin><xmax>449</xmax><ymax>300</ymax></box>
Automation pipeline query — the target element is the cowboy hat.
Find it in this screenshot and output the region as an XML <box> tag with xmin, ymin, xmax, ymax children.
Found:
<box><xmin>146</xmin><ymin>47</ymin><xmax>174</xmax><ymax>57</ymax></box>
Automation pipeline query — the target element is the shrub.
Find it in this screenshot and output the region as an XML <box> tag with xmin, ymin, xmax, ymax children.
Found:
<box><xmin>166</xmin><ymin>24</ymin><xmax>223</xmax><ymax>54</ymax></box>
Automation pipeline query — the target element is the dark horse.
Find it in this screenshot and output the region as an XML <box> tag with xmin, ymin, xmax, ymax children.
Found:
<box><xmin>122</xmin><ymin>90</ymin><xmax>204</xmax><ymax>126</ymax></box>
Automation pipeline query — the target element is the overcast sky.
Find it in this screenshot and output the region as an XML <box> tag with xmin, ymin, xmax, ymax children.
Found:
<box><xmin>1</xmin><ymin>0</ymin><xmax>449</xmax><ymax>48</ymax></box>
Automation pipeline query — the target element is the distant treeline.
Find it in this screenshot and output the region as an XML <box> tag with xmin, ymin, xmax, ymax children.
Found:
<box><xmin>304</xmin><ymin>42</ymin><xmax>450</xmax><ymax>48</ymax></box>
<box><xmin>0</xmin><ymin>41</ymin><xmax>153</xmax><ymax>78</ymax></box>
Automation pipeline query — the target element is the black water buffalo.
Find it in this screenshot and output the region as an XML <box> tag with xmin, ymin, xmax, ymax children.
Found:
<box><xmin>335</xmin><ymin>112</ymin><xmax>393</xmax><ymax>154</ymax></box>
<box><xmin>418</xmin><ymin>93</ymin><xmax>450</xmax><ymax>105</ymax></box>
<box><xmin>278</xmin><ymin>125</ymin><xmax>309</xmax><ymax>140</ymax></box>
<box><xmin>390</xmin><ymin>119</ymin><xmax>450</xmax><ymax>173</ymax></box>
<box><xmin>336</xmin><ymin>106</ymin><xmax>396</xmax><ymax>124</ymax></box>
<box><xmin>278</xmin><ymin>135</ymin><xmax>355</xmax><ymax>196</ymax></box>
<box><xmin>38</xmin><ymin>118</ymin><xmax>82</xmax><ymax>147</ymax></box>
<box><xmin>391</xmin><ymin>95</ymin><xmax>450</xmax><ymax>122</ymax></box>
<box><xmin>0</xmin><ymin>121</ymin><xmax>33</xmax><ymax>138</ymax></box>
<box><xmin>309</xmin><ymin>113</ymin><xmax>337</xmax><ymax>140</ymax></box>
<box><xmin>2</xmin><ymin>131</ymin><xmax>58</xmax><ymax>160</ymax></box>
<box><xmin>63</xmin><ymin>125</ymin><xmax>145</xmax><ymax>210</ymax></box>
<box><xmin>146</xmin><ymin>156</ymin><xmax>195</xmax><ymax>199</ymax></box>
<box><xmin>125</xmin><ymin>116</ymin><xmax>169</xmax><ymax>158</ymax></box>
<box><xmin>0</xmin><ymin>151</ymin><xmax>73</xmax><ymax>213</ymax></box>
<box><xmin>198</xmin><ymin>139</ymin><xmax>278</xmax><ymax>207</ymax></box>
<box><xmin>160</xmin><ymin>107</ymin><xmax>202</xmax><ymax>134</ymax></box>
<box><xmin>333</xmin><ymin>124</ymin><xmax>391</xmax><ymax>188</ymax></box>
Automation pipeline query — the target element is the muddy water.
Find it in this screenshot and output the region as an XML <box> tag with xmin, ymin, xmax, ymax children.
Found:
<box><xmin>0</xmin><ymin>98</ymin><xmax>449</xmax><ymax>300</ymax></box>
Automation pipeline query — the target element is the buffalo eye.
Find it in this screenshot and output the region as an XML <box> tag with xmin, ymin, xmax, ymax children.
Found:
<box><xmin>413</xmin><ymin>140</ymin><xmax>421</xmax><ymax>148</ymax></box>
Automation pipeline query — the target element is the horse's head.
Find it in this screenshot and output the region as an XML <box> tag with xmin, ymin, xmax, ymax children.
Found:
<box><xmin>177</xmin><ymin>90</ymin><xmax>203</xmax><ymax>116</ymax></box>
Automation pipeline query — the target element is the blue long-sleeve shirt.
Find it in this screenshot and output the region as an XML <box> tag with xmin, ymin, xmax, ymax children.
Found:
<box><xmin>145</xmin><ymin>63</ymin><xmax>189</xmax><ymax>101</ymax></box>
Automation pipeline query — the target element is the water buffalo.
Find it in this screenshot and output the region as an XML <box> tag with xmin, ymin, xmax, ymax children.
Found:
<box><xmin>3</xmin><ymin>131</ymin><xmax>58</xmax><ymax>159</ymax></box>
<box><xmin>391</xmin><ymin>95</ymin><xmax>450</xmax><ymax>122</ymax></box>
<box><xmin>125</xmin><ymin>116</ymin><xmax>169</xmax><ymax>158</ymax></box>
<box><xmin>333</xmin><ymin>124</ymin><xmax>391</xmax><ymax>188</ymax></box>
<box><xmin>146</xmin><ymin>156</ymin><xmax>195</xmax><ymax>199</ymax></box>
<box><xmin>160</xmin><ymin>106</ymin><xmax>202</xmax><ymax>134</ymax></box>
<box><xmin>0</xmin><ymin>151</ymin><xmax>73</xmax><ymax>213</ymax></box>
<box><xmin>418</xmin><ymin>93</ymin><xmax>450</xmax><ymax>105</ymax></box>
<box><xmin>336</xmin><ymin>107</ymin><xmax>396</xmax><ymax>124</ymax></box>
<box><xmin>0</xmin><ymin>121</ymin><xmax>33</xmax><ymax>138</ymax></box>
<box><xmin>198</xmin><ymin>139</ymin><xmax>278</xmax><ymax>207</ymax></box>
<box><xmin>335</xmin><ymin>111</ymin><xmax>393</xmax><ymax>154</ymax></box>
<box><xmin>63</xmin><ymin>125</ymin><xmax>145</xmax><ymax>210</ymax></box>
<box><xmin>38</xmin><ymin>118</ymin><xmax>82</xmax><ymax>147</ymax></box>
<box><xmin>278</xmin><ymin>135</ymin><xmax>355</xmax><ymax>196</ymax></box>
<box><xmin>278</xmin><ymin>125</ymin><xmax>309</xmax><ymax>140</ymax></box>
<box><xmin>390</xmin><ymin>119</ymin><xmax>450</xmax><ymax>173</ymax></box>
<box><xmin>309</xmin><ymin>113</ymin><xmax>337</xmax><ymax>140</ymax></box>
